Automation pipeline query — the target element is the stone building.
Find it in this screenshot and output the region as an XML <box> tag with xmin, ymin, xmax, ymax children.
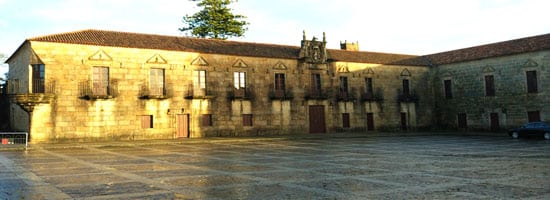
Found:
<box><xmin>4</xmin><ymin>29</ymin><xmax>549</xmax><ymax>143</ymax></box>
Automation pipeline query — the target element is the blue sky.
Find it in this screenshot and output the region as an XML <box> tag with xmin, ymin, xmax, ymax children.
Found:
<box><xmin>1</xmin><ymin>0</ymin><xmax>550</xmax><ymax>76</ymax></box>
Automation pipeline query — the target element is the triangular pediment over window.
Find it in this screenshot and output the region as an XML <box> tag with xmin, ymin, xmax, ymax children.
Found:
<box><xmin>88</xmin><ymin>50</ymin><xmax>112</xmax><ymax>61</ymax></box>
<box><xmin>482</xmin><ymin>65</ymin><xmax>495</xmax><ymax>73</ymax></box>
<box><xmin>400</xmin><ymin>68</ymin><xmax>411</xmax><ymax>76</ymax></box>
<box><xmin>191</xmin><ymin>56</ymin><xmax>209</xmax><ymax>66</ymax></box>
<box><xmin>363</xmin><ymin>68</ymin><xmax>374</xmax><ymax>75</ymax></box>
<box><xmin>523</xmin><ymin>59</ymin><xmax>538</xmax><ymax>68</ymax></box>
<box><xmin>337</xmin><ymin>65</ymin><xmax>350</xmax><ymax>73</ymax></box>
<box><xmin>440</xmin><ymin>71</ymin><xmax>453</xmax><ymax>77</ymax></box>
<box><xmin>272</xmin><ymin>62</ymin><xmax>287</xmax><ymax>70</ymax></box>
<box><xmin>232</xmin><ymin>59</ymin><xmax>248</xmax><ymax>68</ymax></box>
<box><xmin>146</xmin><ymin>54</ymin><xmax>167</xmax><ymax>64</ymax></box>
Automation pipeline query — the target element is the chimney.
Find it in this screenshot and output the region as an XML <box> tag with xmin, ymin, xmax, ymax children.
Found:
<box><xmin>340</xmin><ymin>40</ymin><xmax>359</xmax><ymax>51</ymax></box>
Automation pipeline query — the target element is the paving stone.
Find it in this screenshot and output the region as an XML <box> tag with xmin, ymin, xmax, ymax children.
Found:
<box><xmin>1</xmin><ymin>134</ymin><xmax>549</xmax><ymax>199</ymax></box>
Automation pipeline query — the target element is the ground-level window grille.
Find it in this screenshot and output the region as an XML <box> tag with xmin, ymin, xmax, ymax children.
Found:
<box><xmin>243</xmin><ymin>114</ymin><xmax>253</xmax><ymax>126</ymax></box>
<box><xmin>342</xmin><ymin>113</ymin><xmax>350</xmax><ymax>128</ymax></box>
<box><xmin>202</xmin><ymin>114</ymin><xmax>213</xmax><ymax>126</ymax></box>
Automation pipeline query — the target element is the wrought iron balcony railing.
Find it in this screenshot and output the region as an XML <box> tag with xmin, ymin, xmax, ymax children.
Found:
<box><xmin>304</xmin><ymin>88</ymin><xmax>329</xmax><ymax>100</ymax></box>
<box><xmin>184</xmin><ymin>84</ymin><xmax>215</xmax><ymax>99</ymax></box>
<box><xmin>269</xmin><ymin>85</ymin><xmax>293</xmax><ymax>100</ymax></box>
<box><xmin>79</xmin><ymin>80</ymin><xmax>118</xmax><ymax>99</ymax></box>
<box><xmin>139</xmin><ymin>82</ymin><xmax>171</xmax><ymax>99</ymax></box>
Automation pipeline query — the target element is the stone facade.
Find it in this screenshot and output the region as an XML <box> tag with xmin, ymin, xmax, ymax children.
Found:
<box><xmin>432</xmin><ymin>50</ymin><xmax>550</xmax><ymax>131</ymax></box>
<box><xmin>5</xmin><ymin>30</ymin><xmax>549</xmax><ymax>143</ymax></box>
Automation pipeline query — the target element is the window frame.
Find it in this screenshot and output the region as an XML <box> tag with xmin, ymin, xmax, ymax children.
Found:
<box><xmin>242</xmin><ymin>114</ymin><xmax>253</xmax><ymax>126</ymax></box>
<box><xmin>365</xmin><ymin>77</ymin><xmax>373</xmax><ymax>95</ymax></box>
<box><xmin>31</xmin><ymin>64</ymin><xmax>45</xmax><ymax>93</ymax></box>
<box><xmin>92</xmin><ymin>66</ymin><xmax>110</xmax><ymax>96</ymax></box>
<box><xmin>311</xmin><ymin>73</ymin><xmax>322</xmax><ymax>94</ymax></box>
<box><xmin>201</xmin><ymin>114</ymin><xmax>213</xmax><ymax>126</ymax></box>
<box><xmin>484</xmin><ymin>75</ymin><xmax>495</xmax><ymax>96</ymax></box>
<box><xmin>342</xmin><ymin>113</ymin><xmax>350</xmax><ymax>128</ymax></box>
<box><xmin>339</xmin><ymin>76</ymin><xmax>349</xmax><ymax>95</ymax></box>
<box><xmin>274</xmin><ymin>73</ymin><xmax>286</xmax><ymax>91</ymax></box>
<box><xmin>150</xmin><ymin>68</ymin><xmax>165</xmax><ymax>96</ymax></box>
<box><xmin>234</xmin><ymin>72</ymin><xmax>246</xmax><ymax>89</ymax></box>
<box><xmin>402</xmin><ymin>79</ymin><xmax>410</xmax><ymax>96</ymax></box>
<box><xmin>526</xmin><ymin>70</ymin><xmax>538</xmax><ymax>93</ymax></box>
<box><xmin>444</xmin><ymin>79</ymin><xmax>452</xmax><ymax>99</ymax></box>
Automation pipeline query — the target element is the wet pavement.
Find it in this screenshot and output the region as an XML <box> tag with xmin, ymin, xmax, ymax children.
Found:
<box><xmin>1</xmin><ymin>134</ymin><xmax>549</xmax><ymax>199</ymax></box>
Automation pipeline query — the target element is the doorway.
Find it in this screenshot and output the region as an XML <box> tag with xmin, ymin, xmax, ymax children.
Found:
<box><xmin>309</xmin><ymin>105</ymin><xmax>326</xmax><ymax>133</ymax></box>
<box><xmin>176</xmin><ymin>114</ymin><xmax>189</xmax><ymax>138</ymax></box>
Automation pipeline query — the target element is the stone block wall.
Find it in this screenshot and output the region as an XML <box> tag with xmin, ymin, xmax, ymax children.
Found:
<box><xmin>9</xmin><ymin>41</ymin><xmax>433</xmax><ymax>143</ymax></box>
<box><xmin>433</xmin><ymin>50</ymin><xmax>550</xmax><ymax>131</ymax></box>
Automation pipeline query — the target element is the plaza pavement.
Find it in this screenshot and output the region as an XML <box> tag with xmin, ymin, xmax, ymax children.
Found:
<box><xmin>1</xmin><ymin>132</ymin><xmax>549</xmax><ymax>199</ymax></box>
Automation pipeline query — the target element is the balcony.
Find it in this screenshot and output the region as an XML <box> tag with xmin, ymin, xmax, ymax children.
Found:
<box><xmin>79</xmin><ymin>80</ymin><xmax>118</xmax><ymax>100</ymax></box>
<box><xmin>139</xmin><ymin>83</ymin><xmax>171</xmax><ymax>99</ymax></box>
<box><xmin>184</xmin><ymin>84</ymin><xmax>215</xmax><ymax>99</ymax></box>
<box><xmin>304</xmin><ymin>88</ymin><xmax>329</xmax><ymax>100</ymax></box>
<box><xmin>269</xmin><ymin>86</ymin><xmax>293</xmax><ymax>100</ymax></box>
<box><xmin>6</xmin><ymin>79</ymin><xmax>56</xmax><ymax>113</ymax></box>
<box><xmin>397</xmin><ymin>90</ymin><xmax>419</xmax><ymax>103</ymax></box>
<box><xmin>361</xmin><ymin>88</ymin><xmax>384</xmax><ymax>102</ymax></box>
<box><xmin>229</xmin><ymin>86</ymin><xmax>253</xmax><ymax>100</ymax></box>
<box><xmin>336</xmin><ymin>90</ymin><xmax>357</xmax><ymax>102</ymax></box>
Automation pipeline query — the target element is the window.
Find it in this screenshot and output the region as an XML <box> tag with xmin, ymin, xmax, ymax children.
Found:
<box><xmin>194</xmin><ymin>70</ymin><xmax>207</xmax><ymax>96</ymax></box>
<box><xmin>234</xmin><ymin>72</ymin><xmax>246</xmax><ymax>89</ymax></box>
<box><xmin>243</xmin><ymin>114</ymin><xmax>253</xmax><ymax>126</ymax></box>
<box><xmin>141</xmin><ymin>115</ymin><xmax>153</xmax><ymax>129</ymax></box>
<box><xmin>274</xmin><ymin>73</ymin><xmax>285</xmax><ymax>91</ymax></box>
<box><xmin>365</xmin><ymin>78</ymin><xmax>373</xmax><ymax>95</ymax></box>
<box><xmin>311</xmin><ymin>73</ymin><xmax>322</xmax><ymax>96</ymax></box>
<box><xmin>339</xmin><ymin>76</ymin><xmax>349</xmax><ymax>96</ymax></box>
<box><xmin>342</xmin><ymin>113</ymin><xmax>350</xmax><ymax>128</ymax></box>
<box><xmin>458</xmin><ymin>113</ymin><xmax>467</xmax><ymax>129</ymax></box>
<box><xmin>93</xmin><ymin>66</ymin><xmax>109</xmax><ymax>96</ymax></box>
<box><xmin>402</xmin><ymin>79</ymin><xmax>410</xmax><ymax>96</ymax></box>
<box><xmin>444</xmin><ymin>79</ymin><xmax>452</xmax><ymax>99</ymax></box>
<box><xmin>526</xmin><ymin>70</ymin><xmax>538</xmax><ymax>93</ymax></box>
<box><xmin>527</xmin><ymin>111</ymin><xmax>540</xmax><ymax>122</ymax></box>
<box><xmin>233</xmin><ymin>72</ymin><xmax>246</xmax><ymax>97</ymax></box>
<box><xmin>150</xmin><ymin>69</ymin><xmax>165</xmax><ymax>96</ymax></box>
<box><xmin>31</xmin><ymin>64</ymin><xmax>45</xmax><ymax>93</ymax></box>
<box><xmin>484</xmin><ymin>75</ymin><xmax>495</xmax><ymax>96</ymax></box>
<box><xmin>202</xmin><ymin>114</ymin><xmax>213</xmax><ymax>126</ymax></box>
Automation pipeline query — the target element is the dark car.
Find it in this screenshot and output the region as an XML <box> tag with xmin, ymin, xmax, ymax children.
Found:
<box><xmin>509</xmin><ymin>122</ymin><xmax>550</xmax><ymax>140</ymax></box>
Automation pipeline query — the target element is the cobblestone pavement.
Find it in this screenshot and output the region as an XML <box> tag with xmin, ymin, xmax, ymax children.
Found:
<box><xmin>1</xmin><ymin>134</ymin><xmax>549</xmax><ymax>199</ymax></box>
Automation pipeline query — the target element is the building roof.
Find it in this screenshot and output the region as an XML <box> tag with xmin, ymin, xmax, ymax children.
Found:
<box><xmin>424</xmin><ymin>33</ymin><xmax>550</xmax><ymax>65</ymax></box>
<box><xmin>21</xmin><ymin>29</ymin><xmax>426</xmax><ymax>66</ymax></box>
<box><xmin>8</xmin><ymin>29</ymin><xmax>550</xmax><ymax>66</ymax></box>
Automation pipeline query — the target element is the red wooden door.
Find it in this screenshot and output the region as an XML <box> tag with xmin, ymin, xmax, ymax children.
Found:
<box><xmin>177</xmin><ymin>114</ymin><xmax>189</xmax><ymax>138</ymax></box>
<box><xmin>309</xmin><ymin>105</ymin><xmax>326</xmax><ymax>133</ymax></box>
<box><xmin>366</xmin><ymin>113</ymin><xmax>374</xmax><ymax>131</ymax></box>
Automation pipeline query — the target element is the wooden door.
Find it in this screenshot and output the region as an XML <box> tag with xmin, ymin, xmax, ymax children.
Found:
<box><xmin>490</xmin><ymin>113</ymin><xmax>499</xmax><ymax>132</ymax></box>
<box><xmin>458</xmin><ymin>113</ymin><xmax>467</xmax><ymax>129</ymax></box>
<box><xmin>177</xmin><ymin>114</ymin><xmax>189</xmax><ymax>138</ymax></box>
<box><xmin>400</xmin><ymin>112</ymin><xmax>407</xmax><ymax>131</ymax></box>
<box><xmin>366</xmin><ymin>113</ymin><xmax>374</xmax><ymax>131</ymax></box>
<box><xmin>309</xmin><ymin>105</ymin><xmax>326</xmax><ymax>133</ymax></box>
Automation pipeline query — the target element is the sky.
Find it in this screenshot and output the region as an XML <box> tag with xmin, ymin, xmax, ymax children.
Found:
<box><xmin>1</xmin><ymin>0</ymin><xmax>550</xmax><ymax>77</ymax></box>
